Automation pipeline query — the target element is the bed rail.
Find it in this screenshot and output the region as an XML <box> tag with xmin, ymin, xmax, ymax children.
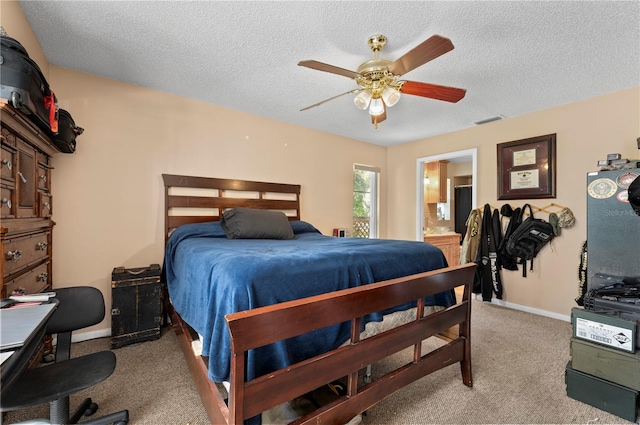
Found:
<box><xmin>225</xmin><ymin>263</ymin><xmax>475</xmax><ymax>424</ymax></box>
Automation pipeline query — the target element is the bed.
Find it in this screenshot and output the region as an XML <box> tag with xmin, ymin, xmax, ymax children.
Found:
<box><xmin>161</xmin><ymin>174</ymin><xmax>475</xmax><ymax>425</ymax></box>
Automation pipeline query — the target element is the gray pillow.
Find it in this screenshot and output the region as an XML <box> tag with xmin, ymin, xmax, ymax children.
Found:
<box><xmin>220</xmin><ymin>208</ymin><xmax>295</xmax><ymax>240</ymax></box>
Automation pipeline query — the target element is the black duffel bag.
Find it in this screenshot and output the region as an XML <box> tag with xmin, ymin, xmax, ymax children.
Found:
<box><xmin>0</xmin><ymin>34</ymin><xmax>59</xmax><ymax>134</ymax></box>
<box><xmin>52</xmin><ymin>109</ymin><xmax>84</xmax><ymax>153</ymax></box>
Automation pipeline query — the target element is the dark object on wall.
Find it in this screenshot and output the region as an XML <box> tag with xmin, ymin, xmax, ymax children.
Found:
<box><xmin>0</xmin><ymin>34</ymin><xmax>58</xmax><ymax>135</ymax></box>
<box><xmin>504</xmin><ymin>204</ymin><xmax>554</xmax><ymax>277</ymax></box>
<box><xmin>497</xmin><ymin>205</ymin><xmax>523</xmax><ymax>271</ymax></box>
<box><xmin>111</xmin><ymin>264</ymin><xmax>163</xmax><ymax>349</ymax></box>
<box><xmin>52</xmin><ymin>109</ymin><xmax>84</xmax><ymax>153</ymax></box>
<box><xmin>565</xmin><ymin>360</ymin><xmax>638</xmax><ymax>422</ymax></box>
<box><xmin>472</xmin><ymin>204</ymin><xmax>503</xmax><ymax>301</ymax></box>
<box><xmin>497</xmin><ymin>134</ymin><xmax>556</xmax><ymax>200</ymax></box>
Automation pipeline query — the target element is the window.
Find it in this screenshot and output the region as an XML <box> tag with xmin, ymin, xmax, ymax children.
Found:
<box><xmin>353</xmin><ymin>164</ymin><xmax>379</xmax><ymax>238</ymax></box>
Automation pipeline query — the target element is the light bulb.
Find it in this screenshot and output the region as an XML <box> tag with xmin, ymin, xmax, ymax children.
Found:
<box><xmin>382</xmin><ymin>86</ymin><xmax>401</xmax><ymax>107</ymax></box>
<box><xmin>353</xmin><ymin>91</ymin><xmax>372</xmax><ymax>110</ymax></box>
<box><xmin>369</xmin><ymin>97</ymin><xmax>384</xmax><ymax>116</ymax></box>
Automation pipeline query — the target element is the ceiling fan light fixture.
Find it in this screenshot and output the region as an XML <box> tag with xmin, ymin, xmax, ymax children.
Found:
<box><xmin>353</xmin><ymin>91</ymin><xmax>372</xmax><ymax>110</ymax></box>
<box><xmin>298</xmin><ymin>33</ymin><xmax>466</xmax><ymax>128</ymax></box>
<box><xmin>381</xmin><ymin>86</ymin><xmax>401</xmax><ymax>107</ymax></box>
<box><xmin>369</xmin><ymin>97</ymin><xmax>384</xmax><ymax>116</ymax></box>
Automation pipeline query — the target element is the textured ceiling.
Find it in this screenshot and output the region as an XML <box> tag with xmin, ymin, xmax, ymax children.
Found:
<box><xmin>17</xmin><ymin>1</ymin><xmax>640</xmax><ymax>147</ymax></box>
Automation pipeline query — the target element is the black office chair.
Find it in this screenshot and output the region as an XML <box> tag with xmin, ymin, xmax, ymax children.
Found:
<box><xmin>1</xmin><ymin>286</ymin><xmax>129</xmax><ymax>425</ymax></box>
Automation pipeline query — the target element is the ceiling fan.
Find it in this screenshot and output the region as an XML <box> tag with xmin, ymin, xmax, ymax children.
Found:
<box><xmin>298</xmin><ymin>34</ymin><xmax>466</xmax><ymax>128</ymax></box>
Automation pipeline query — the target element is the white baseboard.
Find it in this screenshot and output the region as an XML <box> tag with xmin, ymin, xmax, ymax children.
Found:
<box><xmin>70</xmin><ymin>328</ymin><xmax>112</xmax><ymax>344</ymax></box>
<box><xmin>471</xmin><ymin>293</ymin><xmax>571</xmax><ymax>322</ymax></box>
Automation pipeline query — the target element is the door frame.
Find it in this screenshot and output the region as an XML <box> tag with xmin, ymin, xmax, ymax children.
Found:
<box><xmin>415</xmin><ymin>148</ymin><xmax>478</xmax><ymax>241</ymax></box>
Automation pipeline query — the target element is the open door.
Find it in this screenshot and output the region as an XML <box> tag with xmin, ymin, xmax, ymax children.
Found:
<box><xmin>416</xmin><ymin>148</ymin><xmax>477</xmax><ymax>241</ymax></box>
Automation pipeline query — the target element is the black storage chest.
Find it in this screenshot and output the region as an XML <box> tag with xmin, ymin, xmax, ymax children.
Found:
<box><xmin>111</xmin><ymin>264</ymin><xmax>163</xmax><ymax>348</ymax></box>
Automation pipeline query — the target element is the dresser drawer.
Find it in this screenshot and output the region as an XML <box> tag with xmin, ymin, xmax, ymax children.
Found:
<box><xmin>3</xmin><ymin>231</ymin><xmax>50</xmax><ymax>277</ymax></box>
<box><xmin>37</xmin><ymin>163</ymin><xmax>50</xmax><ymax>192</ymax></box>
<box><xmin>1</xmin><ymin>184</ymin><xmax>14</xmax><ymax>218</ymax></box>
<box><xmin>4</xmin><ymin>261</ymin><xmax>50</xmax><ymax>296</ymax></box>
<box><xmin>1</xmin><ymin>140</ymin><xmax>15</xmax><ymax>182</ymax></box>
<box><xmin>39</xmin><ymin>193</ymin><xmax>52</xmax><ymax>218</ymax></box>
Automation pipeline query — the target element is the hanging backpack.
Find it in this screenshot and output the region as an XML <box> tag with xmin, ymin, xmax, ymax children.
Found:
<box><xmin>505</xmin><ymin>204</ymin><xmax>555</xmax><ymax>277</ymax></box>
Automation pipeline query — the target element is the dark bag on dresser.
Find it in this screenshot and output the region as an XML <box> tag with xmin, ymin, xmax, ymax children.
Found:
<box><xmin>0</xmin><ymin>34</ymin><xmax>59</xmax><ymax>134</ymax></box>
<box><xmin>52</xmin><ymin>109</ymin><xmax>84</xmax><ymax>153</ymax></box>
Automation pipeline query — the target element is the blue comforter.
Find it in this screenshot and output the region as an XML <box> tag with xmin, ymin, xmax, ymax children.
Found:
<box><xmin>163</xmin><ymin>220</ymin><xmax>453</xmax><ymax>384</ymax></box>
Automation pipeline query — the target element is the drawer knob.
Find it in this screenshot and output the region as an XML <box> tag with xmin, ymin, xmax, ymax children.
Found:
<box><xmin>39</xmin><ymin>174</ymin><xmax>47</xmax><ymax>182</ymax></box>
<box><xmin>36</xmin><ymin>241</ymin><xmax>48</xmax><ymax>251</ymax></box>
<box><xmin>1</xmin><ymin>197</ymin><xmax>10</xmax><ymax>209</ymax></box>
<box><xmin>6</xmin><ymin>249</ymin><xmax>22</xmax><ymax>261</ymax></box>
<box><xmin>17</xmin><ymin>171</ymin><xmax>27</xmax><ymax>183</ymax></box>
<box><xmin>1</xmin><ymin>159</ymin><xmax>11</xmax><ymax>170</ymax></box>
<box><xmin>43</xmin><ymin>202</ymin><xmax>51</xmax><ymax>210</ymax></box>
<box><xmin>37</xmin><ymin>272</ymin><xmax>49</xmax><ymax>282</ymax></box>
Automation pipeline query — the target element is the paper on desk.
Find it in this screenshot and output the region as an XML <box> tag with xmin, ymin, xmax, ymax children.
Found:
<box><xmin>0</xmin><ymin>350</ymin><xmax>15</xmax><ymax>365</ymax></box>
<box><xmin>10</xmin><ymin>293</ymin><xmax>53</xmax><ymax>303</ymax></box>
<box><xmin>0</xmin><ymin>303</ymin><xmax>56</xmax><ymax>350</ymax></box>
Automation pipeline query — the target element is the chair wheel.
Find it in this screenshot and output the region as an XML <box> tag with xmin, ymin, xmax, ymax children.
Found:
<box><xmin>84</xmin><ymin>402</ymin><xmax>98</xmax><ymax>416</ymax></box>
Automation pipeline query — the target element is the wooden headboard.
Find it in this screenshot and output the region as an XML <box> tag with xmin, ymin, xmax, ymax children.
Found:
<box><xmin>162</xmin><ymin>174</ymin><xmax>301</xmax><ymax>244</ymax></box>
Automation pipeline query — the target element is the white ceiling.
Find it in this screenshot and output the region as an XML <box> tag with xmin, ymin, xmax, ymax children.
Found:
<box><xmin>17</xmin><ymin>1</ymin><xmax>640</xmax><ymax>147</ymax></box>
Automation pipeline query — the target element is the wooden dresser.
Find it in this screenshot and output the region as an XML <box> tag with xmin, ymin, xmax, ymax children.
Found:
<box><xmin>424</xmin><ymin>233</ymin><xmax>461</xmax><ymax>267</ymax></box>
<box><xmin>1</xmin><ymin>102</ymin><xmax>60</xmax><ymax>299</ymax></box>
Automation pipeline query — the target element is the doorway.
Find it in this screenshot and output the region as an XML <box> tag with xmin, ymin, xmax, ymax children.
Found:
<box><xmin>454</xmin><ymin>185</ymin><xmax>473</xmax><ymax>239</ymax></box>
<box><xmin>415</xmin><ymin>148</ymin><xmax>477</xmax><ymax>241</ymax></box>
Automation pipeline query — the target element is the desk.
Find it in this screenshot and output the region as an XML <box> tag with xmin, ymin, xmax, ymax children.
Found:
<box><xmin>0</xmin><ymin>303</ymin><xmax>57</xmax><ymax>397</ymax></box>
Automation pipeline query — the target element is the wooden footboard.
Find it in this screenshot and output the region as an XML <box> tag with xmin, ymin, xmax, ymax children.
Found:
<box><xmin>168</xmin><ymin>263</ymin><xmax>475</xmax><ymax>425</ymax></box>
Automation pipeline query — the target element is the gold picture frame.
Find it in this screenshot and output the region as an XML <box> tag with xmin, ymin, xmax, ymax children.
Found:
<box><xmin>497</xmin><ymin>134</ymin><xmax>556</xmax><ymax>200</ymax></box>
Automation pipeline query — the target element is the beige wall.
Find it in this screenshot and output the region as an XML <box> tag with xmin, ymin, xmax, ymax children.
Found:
<box><xmin>388</xmin><ymin>87</ymin><xmax>640</xmax><ymax>317</ymax></box>
<box><xmin>4</xmin><ymin>1</ymin><xmax>640</xmax><ymax>334</ymax></box>
<box><xmin>47</xmin><ymin>69</ymin><xmax>388</xmax><ymax>334</ymax></box>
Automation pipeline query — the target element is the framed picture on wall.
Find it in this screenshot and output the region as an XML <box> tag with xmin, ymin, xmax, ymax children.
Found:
<box><xmin>497</xmin><ymin>134</ymin><xmax>556</xmax><ymax>200</ymax></box>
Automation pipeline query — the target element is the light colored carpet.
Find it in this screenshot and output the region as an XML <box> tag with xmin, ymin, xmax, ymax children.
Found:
<box><xmin>5</xmin><ymin>300</ymin><xmax>636</xmax><ymax>424</ymax></box>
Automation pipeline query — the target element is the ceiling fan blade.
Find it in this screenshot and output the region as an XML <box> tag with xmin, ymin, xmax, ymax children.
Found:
<box><xmin>399</xmin><ymin>81</ymin><xmax>466</xmax><ymax>103</ymax></box>
<box><xmin>388</xmin><ymin>35</ymin><xmax>454</xmax><ymax>76</ymax></box>
<box><xmin>300</xmin><ymin>89</ymin><xmax>361</xmax><ymax>111</ymax></box>
<box><xmin>298</xmin><ymin>60</ymin><xmax>361</xmax><ymax>79</ymax></box>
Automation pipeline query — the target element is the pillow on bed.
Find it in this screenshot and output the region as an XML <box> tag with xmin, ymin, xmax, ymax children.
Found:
<box><xmin>221</xmin><ymin>208</ymin><xmax>295</xmax><ymax>240</ymax></box>
<box><xmin>290</xmin><ymin>220</ymin><xmax>322</xmax><ymax>235</ymax></box>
